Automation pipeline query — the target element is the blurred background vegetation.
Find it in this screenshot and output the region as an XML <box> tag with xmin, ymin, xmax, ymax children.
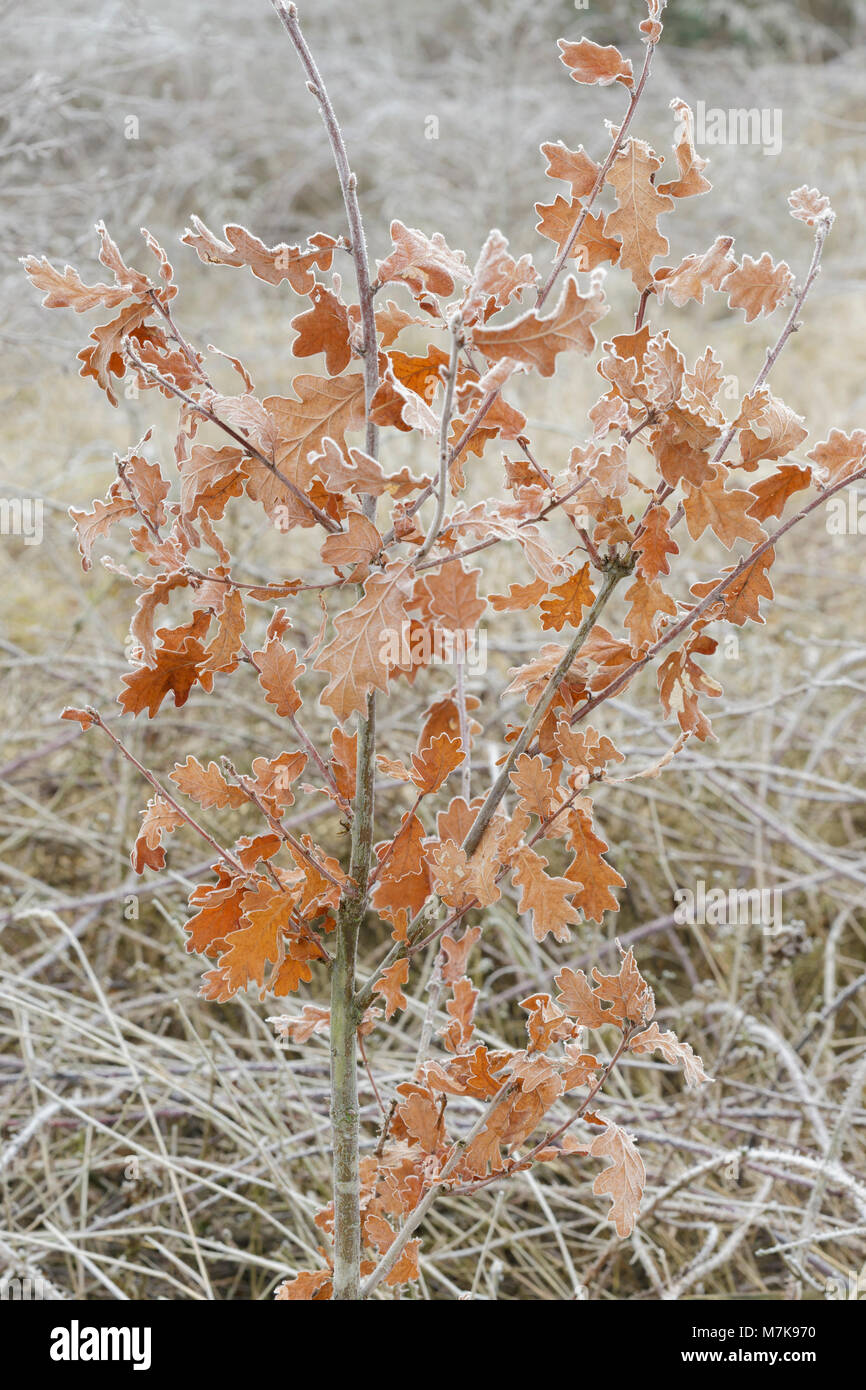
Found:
<box><xmin>1</xmin><ymin>0</ymin><xmax>866</xmax><ymax>1301</ymax></box>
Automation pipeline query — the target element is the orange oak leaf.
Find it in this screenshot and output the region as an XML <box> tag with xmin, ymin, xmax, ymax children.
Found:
<box><xmin>650</xmin><ymin>404</ymin><xmax>719</xmax><ymax>489</ymax></box>
<box><xmin>182</xmin><ymin>217</ymin><xmax>336</xmax><ymax>292</ymax></box>
<box><xmin>536</xmin><ymin>199</ymin><xmax>619</xmax><ymax>269</ymax></box>
<box><xmin>314</xmin><ymin>562</ymin><xmax>414</xmax><ymax>723</ymax></box>
<box><xmin>60</xmin><ymin>706</ymin><xmax>96</xmax><ymax>730</ymax></box>
<box><xmin>807</xmin><ymin>429</ymin><xmax>866</xmax><ymax>486</ymax></box>
<box><xmin>217</xmin><ymin>881</ymin><xmax>297</xmax><ymax>996</ymax></box>
<box><xmin>489</xmin><ymin>577</ymin><xmax>548</xmax><ymax>612</ymax></box>
<box><xmin>557</xmin><ymin>38</ymin><xmax>633</xmax><ymax>87</ymax></box>
<box><xmin>370</xmin><ymin>363</ymin><xmax>438</xmax><ymax>436</ymax></box>
<box><xmin>739</xmin><ymin>395</ymin><xmax>807</xmax><ymax>469</ymax></box>
<box><xmin>254</xmin><ymin>638</ymin><xmax>306</xmax><ymax>718</ymax></box>
<box><xmin>604</xmin><ymin>139</ymin><xmax>674</xmax><ymax>291</ymax></box>
<box><xmin>129</xmin><ymin>574</ymin><xmax>190</xmax><ymax>666</ymax></box>
<box><xmin>658</xmin><ymin>100</ymin><xmax>711</xmax><ymax>198</ymax></box>
<box><xmin>291</xmin><ymin>283</ymin><xmax>353</xmax><ymax>376</ymax></box>
<box><xmin>534</xmin><ymin>195</ymin><xmax>579</xmax><ymax>256</ymax></box>
<box><xmin>461</xmin><ymin>229</ymin><xmax>538</xmax><ymax>325</ymax></box>
<box><xmin>251</xmin><ymin>374</ymin><xmax>366</xmax><ymax>525</ymax></box>
<box><xmin>119</xmin><ymin>435</ymin><xmax>169</xmax><ymax>529</ymax></box>
<box><xmin>591</xmin><ymin>946</ymin><xmax>655</xmax><ymax>1025</ymax></box>
<box><xmin>553</xmin><ymin>722</ymin><xmax>624</xmax><ymax>779</ymax></box>
<box><xmin>590</xmin><ymin>1121</ymin><xmax>645</xmax><ymax>1237</ymax></box>
<box><xmin>724</xmin><ymin>252</ymin><xmax>794</xmax><ymax>322</ymax></box>
<box><xmin>376</xmin><ymin>221</ymin><xmax>470</xmax><ymax>298</ymax></box>
<box><xmin>747</xmin><ymin>464</ymin><xmax>812</xmax><ymax>521</ymax></box>
<box><xmin>571</xmin><ymin>211</ymin><xmax>622</xmax><ymax>271</ymax></box>
<box><xmin>682</xmin><ymin>466</ymin><xmax>766</xmax><ymax>549</ymax></box>
<box><xmin>77</xmin><ymin>302</ymin><xmax>149</xmax><ymax>406</ymax></box>
<box><xmin>69</xmin><ymin>491</ymin><xmax>136</xmax><ymax>571</ymax></box>
<box><xmin>119</xmin><ymin>616</ymin><xmax>215</xmax><ymax>718</ymax></box>
<box><xmin>315</xmin><ymin>437</ymin><xmax>430</xmax><ymax>499</ymax></box>
<box><xmin>658</xmin><ymin>635</ymin><xmax>722</xmax><ymax>741</ymax></box>
<box><xmin>540</xmin><ymin>141</ymin><xmax>600</xmax><ymax>198</ymax></box>
<box><xmin>267</xmin><ymin>938</ymin><xmax>319</xmax><ymax>998</ymax></box>
<box><xmin>376</xmin><ymin>299</ymin><xmax>427</xmax><ymax>345</ymax></box>
<box><xmin>179</xmin><ymin>445</ymin><xmax>247</xmax><ymax>523</ymax></box>
<box><xmin>439</xmin><ymin>975</ymin><xmax>479</xmax><ymax>1054</ymax></box>
<box><xmin>788</xmin><ymin>185</ymin><xmax>833</xmax><ymax>227</ymax></box>
<box><xmin>472</xmin><ymin>276</ymin><xmax>606</xmax><ymax>377</ymax></box>
<box><xmin>201</xmin><ymin>588</ymin><xmax>246</xmax><ymax>673</ymax></box>
<box><xmin>251</xmin><ymin>750</ymin><xmax>308</xmax><ymax>812</ymax></box>
<box><xmin>624</xmin><ymin>574</ymin><xmax>677</xmax><ymax>653</ymax></box>
<box><xmin>274</xmin><ymin>1270</ymin><xmax>333</xmax><ymax>1301</ymax></box>
<box><xmin>691</xmin><ymin>548</ymin><xmax>775</xmax><ymax>627</ymax></box>
<box><xmin>509</xmin><ymin>753</ymin><xmax>558</xmax><ymax>821</ymax></box>
<box><xmin>511</xmin><ymin>845</ymin><xmax>580</xmax><ymax>943</ymax></box>
<box><xmin>372</xmin><ymin>812</ymin><xmax>431</xmax><ymax>937</ymax></box>
<box><xmin>270</xmin><ymin>1003</ymin><xmax>331</xmax><ymax>1045</ymax></box>
<box><xmin>441</xmin><ymin>925</ymin><xmax>482</xmax><ymax>985</ymax></box>
<box><xmin>330</xmin><ymin>727</ymin><xmax>357</xmax><ymax>803</ymax></box>
<box><xmin>410</xmin><ymin>732</ymin><xmax>465</xmax><ymax>794</ymax></box>
<box><xmin>170</xmin><ymin>755</ymin><xmax>247</xmax><ymax>810</ymax></box>
<box><xmin>539</xmin><ymin>565</ymin><xmax>594</xmax><ymax>631</ymax></box>
<box><xmin>373</xmin><ymin>958</ymin><xmax>410</xmax><ymax>1019</ymax></box>
<box><xmin>389</xmin><ymin>345</ymin><xmax>449</xmax><ymax>404</ymax></box>
<box><xmin>414</xmin><ymin>560</ymin><xmax>486</xmax><ymax>632</ymax></box>
<box><xmin>555</xmin><ymin>966</ymin><xmax>609</xmax><ymax>1027</ymax></box>
<box><xmin>633</xmin><ymin>503</ymin><xmax>678</xmax><ymax>579</ymax></box>
<box><xmin>563</xmin><ymin>807</ymin><xmax>625</xmax><ymax>922</ymax></box>
<box><xmin>132</xmin><ymin>796</ymin><xmax>185</xmax><ymax>873</ymax></box>
<box><xmin>629</xmin><ymin>1021</ymin><xmax>712</xmax><ymax>1088</ymax></box>
<box><xmin>22</xmin><ymin>255</ymin><xmax>132</xmax><ymax>312</ymax></box>
<box><xmin>655</xmin><ymin>235</ymin><xmax>735</xmax><ymax>307</ymax></box>
<box><xmin>320</xmin><ymin>512</ymin><xmax>383</xmax><ymax>581</ymax></box>
<box><xmin>643</xmin><ymin>331</ymin><xmax>685</xmax><ymax>408</ymax></box>
<box><xmin>184</xmin><ymin>868</ymin><xmax>246</xmax><ymax>958</ymax></box>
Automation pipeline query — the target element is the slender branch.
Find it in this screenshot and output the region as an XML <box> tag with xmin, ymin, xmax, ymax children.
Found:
<box><xmin>272</xmin><ymin>1</ymin><xmax>380</xmax><ymax>467</ymax></box>
<box><xmin>351</xmin><ymin>564</ymin><xmax>632</xmax><ymax>1003</ymax></box>
<box><xmin>569</xmin><ymin>462</ymin><xmax>866</xmax><ymax>731</ymax></box>
<box><xmin>455</xmin><ymin>654</ymin><xmax>472</xmax><ymax>801</ymax></box>
<box><xmin>521</xmin><ymin>1027</ymin><xmax>634</xmax><ymax>1164</ymax></box>
<box><xmin>449</xmin><ymin>1028</ymin><xmax>634</xmax><ymax>1199</ymax></box>
<box><xmin>241</xmin><ymin>641</ymin><xmax>347</xmax><ymax>810</ymax></box>
<box><xmin>367</xmin><ymin>793</ymin><xmax>423</xmax><ymax>890</ymax></box>
<box><xmin>115</xmin><ymin>456</ymin><xmax>161</xmax><ymax>542</ymax></box>
<box><xmin>145</xmin><ymin>286</ymin><xmax>215</xmax><ymax>390</ymax></box>
<box><xmin>411</xmin><ymin>475</ymin><xmax>592</xmax><ymax>575</ymax></box>
<box><xmin>710</xmin><ymin>218</ymin><xmax>832</xmax><ymax>471</ymax></box>
<box><xmin>84</xmin><ymin>708</ymin><xmax>247</xmax><ymax>878</ymax></box>
<box><xmin>462</xmin><ymin>560</ymin><xmax>629</xmax><ymax>859</ymax></box>
<box><xmin>535</xmin><ymin>38</ymin><xmax>657</xmax><ymax>311</ymax></box>
<box><xmin>416</xmin><ymin>314</ymin><xmax>463</xmax><ymax>562</ymax></box>
<box><xmin>220</xmin><ymin>756</ymin><xmax>351</xmax><ymax>898</ymax></box>
<box><xmin>329</xmin><ymin>690</ymin><xmax>376</xmax><ymax>1299</ymax></box>
<box><xmin>638</xmin><ymin>216</ymin><xmax>833</xmax><ymax>545</ymax></box>
<box><xmin>352</xmin><ymin>896</ymin><xmax>442</xmax><ymax>1016</ymax></box>
<box><xmin>272</xmin><ymin>1</ymin><xmax>387</xmax><ymax>1299</ymax></box>
<box><xmin>361</xmin><ymin>1077</ymin><xmax>514</xmax><ymax>1297</ymax></box>
<box><xmin>123</xmin><ymin>343</ymin><xmax>340</xmax><ymax>533</ymax></box>
<box><xmin>382</xmin><ymin>385</ymin><xmax>503</xmax><ymax>547</ymax></box>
